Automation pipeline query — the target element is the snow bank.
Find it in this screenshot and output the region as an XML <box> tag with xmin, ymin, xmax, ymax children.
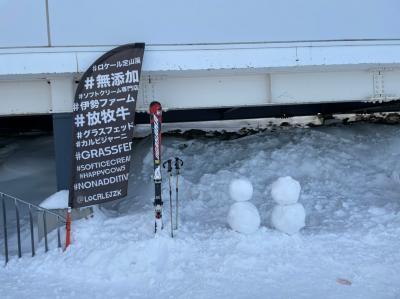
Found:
<box><xmin>271</xmin><ymin>176</ymin><xmax>301</xmax><ymax>205</ymax></box>
<box><xmin>39</xmin><ymin>190</ymin><xmax>69</xmax><ymax>209</ymax></box>
<box><xmin>229</xmin><ymin>178</ymin><xmax>254</xmax><ymax>202</ymax></box>
<box><xmin>1</xmin><ymin>124</ymin><xmax>400</xmax><ymax>298</ymax></box>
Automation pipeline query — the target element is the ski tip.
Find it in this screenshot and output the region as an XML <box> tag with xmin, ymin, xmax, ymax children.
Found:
<box><xmin>149</xmin><ymin>101</ymin><xmax>162</xmax><ymax>114</ymax></box>
<box><xmin>149</xmin><ymin>101</ymin><xmax>161</xmax><ymax>107</ymax></box>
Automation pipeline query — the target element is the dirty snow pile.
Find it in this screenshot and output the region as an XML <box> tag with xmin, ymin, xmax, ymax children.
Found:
<box><xmin>1</xmin><ymin>123</ymin><xmax>400</xmax><ymax>299</ymax></box>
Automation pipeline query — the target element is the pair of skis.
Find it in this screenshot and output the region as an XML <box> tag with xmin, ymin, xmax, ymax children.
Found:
<box><xmin>149</xmin><ymin>101</ymin><xmax>183</xmax><ymax>236</ymax></box>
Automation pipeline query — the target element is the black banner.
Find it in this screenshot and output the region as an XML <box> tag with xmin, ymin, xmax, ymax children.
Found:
<box><xmin>69</xmin><ymin>43</ymin><xmax>145</xmax><ymax>208</ymax></box>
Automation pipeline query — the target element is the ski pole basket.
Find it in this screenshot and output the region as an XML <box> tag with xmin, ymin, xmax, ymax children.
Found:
<box><xmin>0</xmin><ymin>192</ymin><xmax>66</xmax><ymax>265</ymax></box>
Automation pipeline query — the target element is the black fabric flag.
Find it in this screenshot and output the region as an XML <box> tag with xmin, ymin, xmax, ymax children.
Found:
<box><xmin>69</xmin><ymin>43</ymin><xmax>145</xmax><ymax>208</ymax></box>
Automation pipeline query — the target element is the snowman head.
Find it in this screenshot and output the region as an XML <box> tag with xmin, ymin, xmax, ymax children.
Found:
<box><xmin>229</xmin><ymin>178</ymin><xmax>254</xmax><ymax>202</ymax></box>
<box><xmin>270</xmin><ymin>176</ymin><xmax>301</xmax><ymax>205</ymax></box>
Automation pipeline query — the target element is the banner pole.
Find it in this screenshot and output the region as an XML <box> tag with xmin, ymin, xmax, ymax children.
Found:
<box><xmin>65</xmin><ymin>206</ymin><xmax>72</xmax><ymax>250</ymax></box>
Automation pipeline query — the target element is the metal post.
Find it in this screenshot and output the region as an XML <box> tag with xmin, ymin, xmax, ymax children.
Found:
<box><xmin>29</xmin><ymin>205</ymin><xmax>35</xmax><ymax>257</ymax></box>
<box><xmin>43</xmin><ymin>211</ymin><xmax>48</xmax><ymax>253</ymax></box>
<box><xmin>52</xmin><ymin>113</ymin><xmax>73</xmax><ymax>191</ymax></box>
<box><xmin>2</xmin><ymin>194</ymin><xmax>9</xmax><ymax>264</ymax></box>
<box><xmin>57</xmin><ymin>216</ymin><xmax>61</xmax><ymax>249</ymax></box>
<box><xmin>15</xmin><ymin>200</ymin><xmax>21</xmax><ymax>258</ymax></box>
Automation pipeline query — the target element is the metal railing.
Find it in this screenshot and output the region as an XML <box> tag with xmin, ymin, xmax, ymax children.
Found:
<box><xmin>0</xmin><ymin>192</ymin><xmax>66</xmax><ymax>265</ymax></box>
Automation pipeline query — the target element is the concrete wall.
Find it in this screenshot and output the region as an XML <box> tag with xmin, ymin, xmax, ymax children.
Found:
<box><xmin>1</xmin><ymin>0</ymin><xmax>399</xmax><ymax>48</ymax></box>
<box><xmin>0</xmin><ymin>0</ymin><xmax>48</xmax><ymax>47</ymax></box>
<box><xmin>0</xmin><ymin>80</ymin><xmax>51</xmax><ymax>115</ymax></box>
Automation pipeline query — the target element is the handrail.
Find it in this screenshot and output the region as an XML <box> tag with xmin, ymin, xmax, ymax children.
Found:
<box><xmin>0</xmin><ymin>192</ymin><xmax>66</xmax><ymax>221</ymax></box>
<box><xmin>1</xmin><ymin>191</ymin><xmax>66</xmax><ymax>265</ymax></box>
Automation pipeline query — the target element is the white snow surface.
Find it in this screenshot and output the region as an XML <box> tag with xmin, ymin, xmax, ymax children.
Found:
<box><xmin>229</xmin><ymin>178</ymin><xmax>254</xmax><ymax>202</ymax></box>
<box><xmin>227</xmin><ymin>202</ymin><xmax>261</xmax><ymax>234</ymax></box>
<box><xmin>271</xmin><ymin>203</ymin><xmax>306</xmax><ymax>235</ymax></box>
<box><xmin>39</xmin><ymin>190</ymin><xmax>69</xmax><ymax>209</ymax></box>
<box><xmin>1</xmin><ymin>124</ymin><xmax>400</xmax><ymax>298</ymax></box>
<box><xmin>271</xmin><ymin>176</ymin><xmax>301</xmax><ymax>205</ymax></box>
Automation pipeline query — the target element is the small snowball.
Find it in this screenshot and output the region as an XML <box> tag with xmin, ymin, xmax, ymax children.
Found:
<box><xmin>227</xmin><ymin>202</ymin><xmax>260</xmax><ymax>234</ymax></box>
<box><xmin>271</xmin><ymin>203</ymin><xmax>306</xmax><ymax>235</ymax></box>
<box><xmin>271</xmin><ymin>176</ymin><xmax>301</xmax><ymax>205</ymax></box>
<box><xmin>229</xmin><ymin>178</ymin><xmax>254</xmax><ymax>202</ymax></box>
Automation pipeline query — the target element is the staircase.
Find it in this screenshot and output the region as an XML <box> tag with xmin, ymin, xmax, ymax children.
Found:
<box><xmin>0</xmin><ymin>191</ymin><xmax>66</xmax><ymax>265</ymax></box>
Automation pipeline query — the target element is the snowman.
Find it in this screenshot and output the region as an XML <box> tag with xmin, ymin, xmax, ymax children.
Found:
<box><xmin>227</xmin><ymin>178</ymin><xmax>260</xmax><ymax>234</ymax></box>
<box><xmin>270</xmin><ymin>176</ymin><xmax>306</xmax><ymax>235</ymax></box>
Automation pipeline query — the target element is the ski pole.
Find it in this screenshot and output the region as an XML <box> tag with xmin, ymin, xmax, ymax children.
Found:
<box><xmin>174</xmin><ymin>157</ymin><xmax>183</xmax><ymax>230</ymax></box>
<box><xmin>163</xmin><ymin>159</ymin><xmax>174</xmax><ymax>238</ymax></box>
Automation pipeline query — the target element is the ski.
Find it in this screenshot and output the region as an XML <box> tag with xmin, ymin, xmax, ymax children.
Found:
<box><xmin>149</xmin><ymin>101</ymin><xmax>163</xmax><ymax>233</ymax></box>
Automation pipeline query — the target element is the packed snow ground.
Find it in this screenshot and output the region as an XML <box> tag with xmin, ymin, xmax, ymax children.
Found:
<box><xmin>1</xmin><ymin>123</ymin><xmax>400</xmax><ymax>299</ymax></box>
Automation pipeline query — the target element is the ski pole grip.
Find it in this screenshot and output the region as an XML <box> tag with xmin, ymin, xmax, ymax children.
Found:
<box><xmin>175</xmin><ymin>157</ymin><xmax>183</xmax><ymax>170</ymax></box>
<box><xmin>163</xmin><ymin>159</ymin><xmax>172</xmax><ymax>172</ymax></box>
